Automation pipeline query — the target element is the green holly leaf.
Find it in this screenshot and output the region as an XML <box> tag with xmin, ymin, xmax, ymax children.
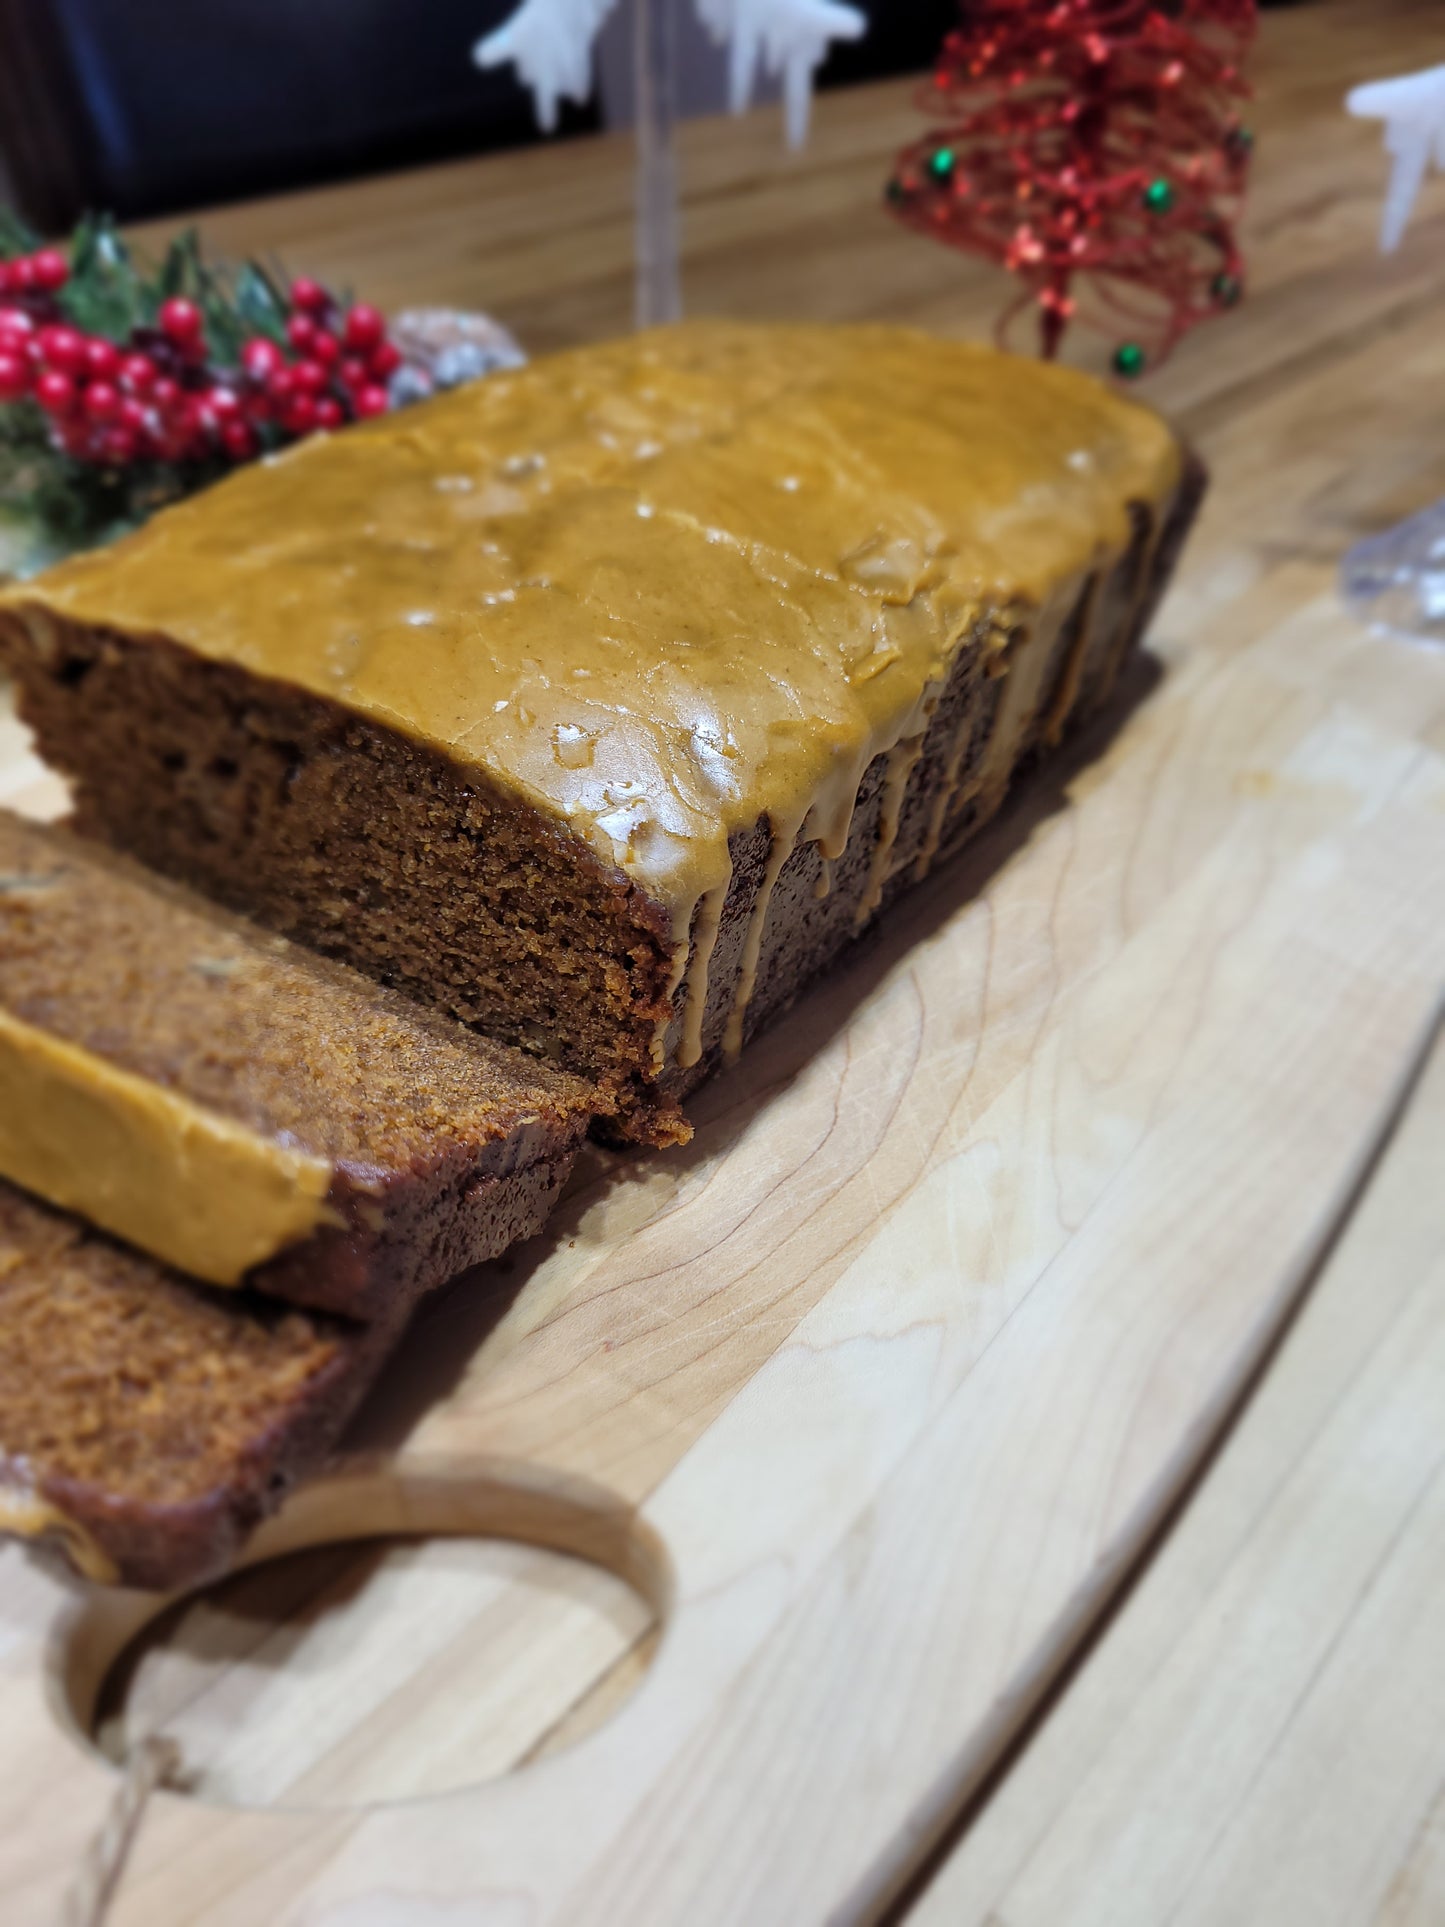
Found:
<box><xmin>200</xmin><ymin>271</ymin><xmax>250</xmax><ymax>368</ymax></box>
<box><xmin>233</xmin><ymin>261</ymin><xmax>291</xmax><ymax>345</ymax></box>
<box><xmin>0</xmin><ymin>210</ymin><xmax>40</xmax><ymax>260</ymax></box>
<box><xmin>61</xmin><ymin>213</ymin><xmax>147</xmax><ymax>339</ymax></box>
<box><xmin>157</xmin><ymin>227</ymin><xmax>203</xmax><ymax>301</ymax></box>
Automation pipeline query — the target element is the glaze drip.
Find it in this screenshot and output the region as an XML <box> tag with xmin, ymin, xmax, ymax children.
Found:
<box><xmin>1105</xmin><ymin>501</ymin><xmax>1170</xmax><ymax>693</ymax></box>
<box><xmin>914</xmin><ymin>660</ymin><xmax>991</xmax><ymax>884</ymax></box>
<box><xmin>858</xmin><ymin>733</ymin><xmax>927</xmax><ymax>927</ymax></box>
<box><xmin>723</xmin><ymin>814</ymin><xmax>803</xmax><ymax>1062</ymax></box>
<box><xmin>677</xmin><ymin>882</ymin><xmax>728</xmax><ymax>1069</ymax></box>
<box><xmin>1041</xmin><ymin>570</ymin><xmax>1105</xmax><ymax>750</ymax></box>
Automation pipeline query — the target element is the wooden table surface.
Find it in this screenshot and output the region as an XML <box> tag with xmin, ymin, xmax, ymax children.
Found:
<box><xmin>5</xmin><ymin>3</ymin><xmax>1445</xmax><ymax>1921</ymax></box>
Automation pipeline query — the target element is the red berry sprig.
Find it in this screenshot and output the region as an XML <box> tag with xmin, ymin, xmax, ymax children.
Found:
<box><xmin>0</xmin><ymin>242</ymin><xmax>404</xmax><ymax>475</ymax></box>
<box><xmin>235</xmin><ymin>288</ymin><xmax>401</xmax><ymax>444</ymax></box>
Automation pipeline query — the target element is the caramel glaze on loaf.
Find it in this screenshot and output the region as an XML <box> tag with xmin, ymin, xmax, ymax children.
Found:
<box><xmin>0</xmin><ymin>1179</ymin><xmax>386</xmax><ymax>1590</ymax></box>
<box><xmin>0</xmin><ymin>323</ymin><xmax>1201</xmax><ymax>1143</ymax></box>
<box><xmin>0</xmin><ymin>813</ymin><xmax>594</xmax><ymax>1315</ymax></box>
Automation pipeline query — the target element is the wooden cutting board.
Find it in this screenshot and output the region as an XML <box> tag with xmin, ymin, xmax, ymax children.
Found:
<box><xmin>1</xmin><ymin>568</ymin><xmax>1444</xmax><ymax>1924</ymax></box>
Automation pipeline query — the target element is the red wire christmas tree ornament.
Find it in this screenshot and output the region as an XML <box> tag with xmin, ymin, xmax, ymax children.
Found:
<box><xmin>886</xmin><ymin>0</ymin><xmax>1257</xmax><ymax>376</ymax></box>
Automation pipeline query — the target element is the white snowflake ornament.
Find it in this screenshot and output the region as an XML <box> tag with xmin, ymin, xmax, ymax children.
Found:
<box><xmin>475</xmin><ymin>0</ymin><xmax>863</xmax><ymax>147</ymax></box>
<box><xmin>475</xmin><ymin>0</ymin><xmax>621</xmax><ymax>133</ymax></box>
<box><xmin>1347</xmin><ymin>63</ymin><xmax>1445</xmax><ymax>254</ymax></box>
<box><xmin>693</xmin><ymin>0</ymin><xmax>865</xmax><ymax>145</ymax></box>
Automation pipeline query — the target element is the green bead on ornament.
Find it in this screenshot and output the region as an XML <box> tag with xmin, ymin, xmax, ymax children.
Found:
<box><xmin>1112</xmin><ymin>342</ymin><xmax>1146</xmax><ymax>380</ymax></box>
<box><xmin>1211</xmin><ymin>271</ymin><xmax>1242</xmax><ymax>307</ymax></box>
<box><xmin>1227</xmin><ymin>125</ymin><xmax>1255</xmax><ymax>156</ymax></box>
<box><xmin>1143</xmin><ymin>177</ymin><xmax>1175</xmax><ymax>214</ymax></box>
<box><xmin>927</xmin><ymin>147</ymin><xmax>956</xmax><ymax>185</ymax></box>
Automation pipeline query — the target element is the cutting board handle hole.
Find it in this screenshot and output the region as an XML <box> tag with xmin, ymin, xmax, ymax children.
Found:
<box><xmin>50</xmin><ymin>1462</ymin><xmax>671</xmax><ymax>1812</ymax></box>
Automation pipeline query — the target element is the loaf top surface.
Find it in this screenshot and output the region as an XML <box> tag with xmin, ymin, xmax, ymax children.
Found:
<box><xmin>5</xmin><ymin>321</ymin><xmax>1182</xmax><ymax>931</ymax></box>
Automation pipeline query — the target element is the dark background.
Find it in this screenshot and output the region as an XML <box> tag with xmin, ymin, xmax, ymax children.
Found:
<box><xmin>0</xmin><ymin>0</ymin><xmax>1298</xmax><ymax>232</ymax></box>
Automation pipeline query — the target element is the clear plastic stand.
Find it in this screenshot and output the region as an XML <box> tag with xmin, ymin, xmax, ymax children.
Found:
<box><xmin>634</xmin><ymin>0</ymin><xmax>683</xmax><ymax>326</ymax></box>
<box><xmin>1340</xmin><ymin>502</ymin><xmax>1445</xmax><ymax>649</ymax></box>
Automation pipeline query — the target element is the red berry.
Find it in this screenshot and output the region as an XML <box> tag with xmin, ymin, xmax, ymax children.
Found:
<box><xmin>30</xmin><ymin>248</ymin><xmax>69</xmax><ymax>292</ymax></box>
<box><xmin>150</xmin><ymin>375</ymin><xmax>180</xmax><ymax>410</ymax></box>
<box><xmin>82</xmin><ymin>380</ymin><xmax>120</xmax><ymax>423</ymax></box>
<box><xmin>286</xmin><ymin>313</ymin><xmax>317</xmax><ymax>353</ymax></box>
<box><xmin>290</xmin><ymin>358</ymin><xmax>326</xmax><ymax>395</ymax></box>
<box><xmin>310</xmin><ymin>328</ymin><xmax>339</xmax><ymax>366</ymax></box>
<box><xmin>0</xmin><ymin>328</ymin><xmax>31</xmax><ymax>363</ymax></box>
<box><xmin>244</xmin><ymin>391</ymin><xmax>273</xmax><ymax>423</ymax></box>
<box><xmin>117</xmin><ymin>395</ymin><xmax>148</xmax><ymax>433</ymax></box>
<box><xmin>343</xmin><ymin>303</ymin><xmax>384</xmax><ymax>353</ymax></box>
<box><xmin>181</xmin><ymin>395</ymin><xmax>215</xmax><ymax>437</ymax></box>
<box><xmin>84</xmin><ymin>337</ymin><xmax>121</xmax><ymax>381</ymax></box>
<box><xmin>221</xmin><ymin>419</ymin><xmax>258</xmax><ymax>461</ymax></box>
<box><xmin>0</xmin><ymin>302</ymin><xmax>32</xmax><ymax>333</ymax></box>
<box><xmin>55</xmin><ymin>419</ymin><xmax>93</xmax><ymax>458</ymax></box>
<box><xmin>241</xmin><ymin>336</ymin><xmax>284</xmax><ymax>381</ymax></box>
<box><xmin>0</xmin><ymin>352</ymin><xmax>29</xmax><ymax>399</ymax></box>
<box><xmin>339</xmin><ymin>355</ymin><xmax>368</xmax><ymax>390</ymax></box>
<box><xmin>35</xmin><ymin>370</ymin><xmax>76</xmax><ymax>414</ymax></box>
<box><xmin>314</xmin><ymin>395</ymin><xmax>344</xmax><ymax>430</ymax></box>
<box><xmin>369</xmin><ymin>339</ymin><xmax>401</xmax><ymax>378</ymax></box>
<box><xmin>99</xmin><ymin>425</ymin><xmax>139</xmax><ymax>464</ymax></box>
<box><xmin>283</xmin><ymin>395</ymin><xmax>318</xmax><ymax>435</ymax></box>
<box><xmin>158</xmin><ymin>297</ymin><xmax>203</xmax><ymax>343</ymax></box>
<box><xmin>205</xmin><ymin>385</ymin><xmax>242</xmax><ymax>419</ymax></box>
<box><xmin>354</xmin><ymin>382</ymin><xmax>390</xmax><ymax>419</ymax></box>
<box><xmin>9</xmin><ymin>257</ymin><xmax>36</xmax><ymax>291</ymax></box>
<box><xmin>37</xmin><ymin>324</ymin><xmax>86</xmax><ymax>375</ymax></box>
<box><xmin>266</xmin><ymin>365</ymin><xmax>295</xmax><ymax>402</ymax></box>
<box><xmin>120</xmin><ymin>352</ymin><xmax>156</xmax><ymax>393</ymax></box>
<box><xmin>289</xmin><ymin>276</ymin><xmax>328</xmax><ymax>314</ymax></box>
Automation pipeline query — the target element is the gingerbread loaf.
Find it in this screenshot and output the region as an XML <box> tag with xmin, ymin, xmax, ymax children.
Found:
<box><xmin>0</xmin><ymin>322</ymin><xmax>1201</xmax><ymax>1145</ymax></box>
<box><xmin>0</xmin><ymin>811</ymin><xmax>595</xmax><ymax>1318</ymax></box>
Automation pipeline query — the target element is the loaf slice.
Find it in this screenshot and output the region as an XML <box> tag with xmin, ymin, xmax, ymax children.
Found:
<box><xmin>0</xmin><ymin>322</ymin><xmax>1201</xmax><ymax>1143</ymax></box>
<box><xmin>0</xmin><ymin>811</ymin><xmax>595</xmax><ymax>1317</ymax></box>
<box><xmin>0</xmin><ymin>1178</ymin><xmax>388</xmax><ymax>1590</ymax></box>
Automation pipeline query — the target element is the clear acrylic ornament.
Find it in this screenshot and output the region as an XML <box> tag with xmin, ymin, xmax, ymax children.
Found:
<box><xmin>1341</xmin><ymin>502</ymin><xmax>1445</xmax><ymax>649</ymax></box>
<box><xmin>1343</xmin><ymin>67</ymin><xmax>1445</xmax><ymax>648</ymax></box>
